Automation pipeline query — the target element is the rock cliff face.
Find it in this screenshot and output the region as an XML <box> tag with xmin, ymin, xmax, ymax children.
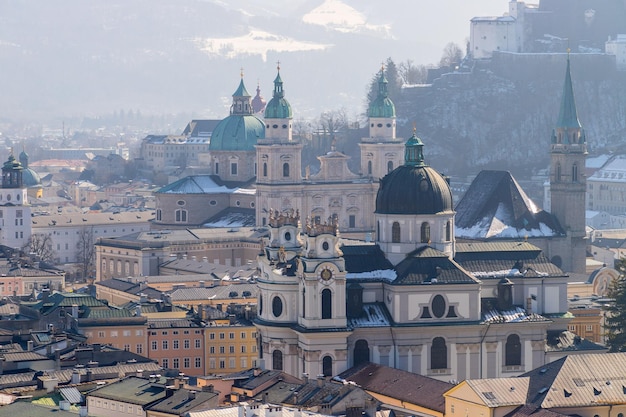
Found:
<box><xmin>395</xmin><ymin>53</ymin><xmax>626</xmax><ymax>178</ymax></box>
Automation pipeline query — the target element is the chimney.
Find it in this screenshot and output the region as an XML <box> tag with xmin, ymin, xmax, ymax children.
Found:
<box><xmin>317</xmin><ymin>375</ymin><xmax>324</xmax><ymax>388</ymax></box>
<box><xmin>136</xmin><ymin>369</ymin><xmax>144</xmax><ymax>378</ymax></box>
<box><xmin>27</xmin><ymin>340</ymin><xmax>34</xmax><ymax>351</ymax></box>
<box><xmin>238</xmin><ymin>403</ymin><xmax>246</xmax><ymax>417</ymax></box>
<box><xmin>93</xmin><ymin>343</ymin><xmax>101</xmax><ymax>352</ymax></box>
<box><xmin>136</xmin><ymin>304</ymin><xmax>142</xmax><ymax>317</ymax></box>
<box><xmin>192</xmin><ymin>256</ymin><xmax>197</xmax><ymax>261</ymax></box>
<box><xmin>55</xmin><ymin>348</ymin><xmax>61</xmax><ymax>371</ymax></box>
<box><xmin>188</xmin><ymin>391</ymin><xmax>196</xmax><ymax>401</ymax></box>
<box><xmin>72</xmin><ymin>370</ymin><xmax>81</xmax><ymax>384</ymax></box>
<box><xmin>203</xmin><ymin>256</ymin><xmax>208</xmax><ymax>263</ymax></box>
<box><xmin>182</xmin><ymin>254</ymin><xmax>187</xmax><ymax>260</ymax></box>
<box><xmin>72</xmin><ymin>304</ymin><xmax>79</xmax><ymax>319</ymax></box>
<box><xmin>229</xmin><ymin>314</ymin><xmax>236</xmax><ymax>325</ymax></box>
<box><xmin>199</xmin><ymin>281</ymin><xmax>205</xmax><ymax>288</ymax></box>
<box><xmin>42</xmin><ymin>288</ymin><xmax>50</xmax><ymax>302</ymax></box>
<box><xmin>253</xmin><ymin>368</ymin><xmax>261</xmax><ymax>377</ymax></box>
<box><xmin>86</xmin><ymin>369</ymin><xmax>93</xmax><ymax>382</ymax></box>
<box><xmin>79</xmin><ymin>406</ymin><xmax>88</xmax><ymax>417</ymax></box>
<box><xmin>302</xmin><ymin>373</ymin><xmax>308</xmax><ymax>383</ymax></box>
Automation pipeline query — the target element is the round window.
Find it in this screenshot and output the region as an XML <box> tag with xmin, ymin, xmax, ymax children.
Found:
<box><xmin>432</xmin><ymin>295</ymin><xmax>446</xmax><ymax>318</ymax></box>
<box><xmin>177</xmin><ymin>200</ymin><xmax>185</xmax><ymax>206</ymax></box>
<box><xmin>272</xmin><ymin>124</ymin><xmax>279</xmax><ymax>129</ymax></box>
<box><xmin>284</xmin><ymin>232</ymin><xmax>291</xmax><ymax>241</ymax></box>
<box><xmin>322</xmin><ymin>241</ymin><xmax>329</xmax><ymax>251</ymax></box>
<box><xmin>377</xmin><ymin>123</ymin><xmax>383</xmax><ymax>128</ymax></box>
<box><xmin>282</xmin><ymin>124</ymin><xmax>288</xmax><ymax>128</ymax></box>
<box><xmin>386</xmin><ymin>123</ymin><xmax>392</xmax><ymax>128</ymax></box>
<box><xmin>272</xmin><ymin>296</ymin><xmax>283</xmax><ymax>317</ymax></box>
<box><xmin>250</xmin><ymin>202</ymin><xmax>255</xmax><ymax>208</ymax></box>
<box><xmin>209</xmin><ymin>200</ymin><xmax>217</xmax><ymax>206</ymax></box>
<box><xmin>236</xmin><ymin>200</ymin><xmax>241</xmax><ymax>206</ymax></box>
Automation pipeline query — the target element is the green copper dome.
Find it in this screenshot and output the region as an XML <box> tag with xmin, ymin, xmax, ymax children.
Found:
<box><xmin>264</xmin><ymin>70</ymin><xmax>293</xmax><ymax>119</ymax></box>
<box><xmin>210</xmin><ymin>115</ymin><xmax>265</xmax><ymax>151</ymax></box>
<box><xmin>368</xmin><ymin>69</ymin><xmax>396</xmax><ymax>118</ymax></box>
<box><xmin>404</xmin><ymin>130</ymin><xmax>424</xmax><ymax>166</ymax></box>
<box><xmin>210</xmin><ymin>76</ymin><xmax>266</xmax><ymax>151</ymax></box>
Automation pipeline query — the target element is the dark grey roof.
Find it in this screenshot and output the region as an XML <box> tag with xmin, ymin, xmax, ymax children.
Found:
<box><xmin>338</xmin><ymin>362</ymin><xmax>453</xmax><ymax>413</ymax></box>
<box><xmin>182</xmin><ymin>119</ymin><xmax>222</xmax><ymax>137</ymax></box>
<box><xmin>341</xmin><ymin>244</ymin><xmax>393</xmax><ymax>273</ymax></box>
<box><xmin>204</xmin><ymin>207</ymin><xmax>256</xmax><ymax>228</ymax></box>
<box><xmin>376</xmin><ymin>165</ymin><xmax>453</xmax><ymax>215</ymax></box>
<box><xmin>455</xmin><ymin>242</ymin><xmax>566</xmax><ymax>278</ymax></box>
<box><xmin>146</xmin><ymin>389</ymin><xmax>218</xmax><ymax>416</ymax></box>
<box><xmin>88</xmin><ymin>376</ymin><xmax>167</xmax><ymax>405</ymax></box>
<box><xmin>394</xmin><ymin>246</ymin><xmax>479</xmax><ymax>285</ymax></box>
<box><xmin>455</xmin><ymin>170</ymin><xmax>564</xmax><ymax>239</ymax></box>
<box><xmin>0</xmin><ymin>402</ymin><xmax>78</xmax><ymax>417</ymax></box>
<box><xmin>545</xmin><ymin>330</ymin><xmax>607</xmax><ymax>353</ymax></box>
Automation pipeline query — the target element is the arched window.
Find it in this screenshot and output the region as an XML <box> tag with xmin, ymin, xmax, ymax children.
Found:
<box><xmin>156</xmin><ymin>209</ymin><xmax>162</xmax><ymax>221</ymax></box>
<box><xmin>392</xmin><ymin>222</ymin><xmax>401</xmax><ymax>243</ymax></box>
<box><xmin>431</xmin><ymin>337</ymin><xmax>447</xmax><ymax>370</ymax></box>
<box><xmin>272</xmin><ymin>296</ymin><xmax>283</xmax><ymax>317</ymax></box>
<box><xmin>322</xmin><ymin>289</ymin><xmax>332</xmax><ymax>319</ymax></box>
<box><xmin>353</xmin><ymin>340</ymin><xmax>370</xmax><ymax>367</ymax></box>
<box><xmin>367</xmin><ymin>160</ymin><xmax>372</xmax><ymax>175</ymax></box>
<box><xmin>283</xmin><ymin>163</ymin><xmax>290</xmax><ymax>177</ymax></box>
<box><xmin>263</xmin><ymin>162</ymin><xmax>268</xmax><ymax>177</ymax></box>
<box><xmin>505</xmin><ymin>334</ymin><xmax>522</xmax><ymax>366</ymax></box>
<box><xmin>572</xmin><ymin>163</ymin><xmax>578</xmax><ymax>182</ymax></box>
<box><xmin>272</xmin><ymin>350</ymin><xmax>283</xmax><ymax>371</ymax></box>
<box><xmin>445</xmin><ymin>221</ymin><xmax>451</xmax><ymax>241</ymax></box>
<box><xmin>322</xmin><ymin>356</ymin><xmax>333</xmax><ymax>377</ymax></box>
<box><xmin>556</xmin><ymin>163</ymin><xmax>562</xmax><ymax>182</ymax></box>
<box><xmin>175</xmin><ymin>209</ymin><xmax>188</xmax><ymax>223</ymax></box>
<box><xmin>215</xmin><ymin>162</ymin><xmax>219</xmax><ymax>175</ymax></box>
<box><xmin>302</xmin><ymin>289</ymin><xmax>306</xmax><ymax>318</ymax></box>
<box><xmin>421</xmin><ymin>222</ymin><xmax>430</xmax><ymax>243</ymax></box>
<box><xmin>387</xmin><ymin>161</ymin><xmax>393</xmax><ymax>173</ymax></box>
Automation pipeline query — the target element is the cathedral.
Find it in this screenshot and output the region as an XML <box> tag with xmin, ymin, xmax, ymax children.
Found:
<box><xmin>253</xmin><ymin>57</ymin><xmax>585</xmax><ymax>382</ymax></box>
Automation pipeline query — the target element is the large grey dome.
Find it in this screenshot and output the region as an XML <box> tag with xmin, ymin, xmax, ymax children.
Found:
<box><xmin>375</xmin><ymin>131</ymin><xmax>453</xmax><ymax>215</ymax></box>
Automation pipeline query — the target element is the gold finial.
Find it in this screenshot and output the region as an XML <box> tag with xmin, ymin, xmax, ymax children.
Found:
<box><xmin>412</xmin><ymin>122</ymin><xmax>417</xmax><ymax>133</ymax></box>
<box><xmin>276</xmin><ymin>60</ymin><xmax>281</xmax><ymax>72</ymax></box>
<box><xmin>240</xmin><ymin>67</ymin><xmax>244</xmax><ymax>78</ymax></box>
<box><xmin>381</xmin><ymin>61</ymin><xmax>385</xmax><ymax>72</ymax></box>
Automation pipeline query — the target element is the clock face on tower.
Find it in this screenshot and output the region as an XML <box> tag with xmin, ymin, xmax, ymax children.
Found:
<box><xmin>321</xmin><ymin>268</ymin><xmax>333</xmax><ymax>281</ymax></box>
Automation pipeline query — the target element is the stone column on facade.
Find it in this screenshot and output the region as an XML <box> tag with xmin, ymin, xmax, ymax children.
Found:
<box><xmin>485</xmin><ymin>342</ymin><xmax>499</xmax><ymax>378</ymax></box>
<box><xmin>455</xmin><ymin>344</ymin><xmax>468</xmax><ymax>382</ymax></box>
<box><xmin>467</xmin><ymin>343</ymin><xmax>481</xmax><ymax>379</ymax></box>
<box><xmin>397</xmin><ymin>346</ymin><xmax>410</xmax><ymax>371</ymax></box>
<box><xmin>410</xmin><ymin>345</ymin><xmax>422</xmax><ymax>374</ymax></box>
<box><xmin>378</xmin><ymin>345</ymin><xmax>391</xmax><ymax>367</ymax></box>
<box><xmin>531</xmin><ymin>340</ymin><xmax>546</xmax><ymax>371</ymax></box>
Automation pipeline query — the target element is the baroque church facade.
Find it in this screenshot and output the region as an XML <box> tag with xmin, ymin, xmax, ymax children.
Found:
<box><xmin>255</xmin><ymin>67</ymin><xmax>404</xmax><ymax>236</ymax></box>
<box><xmin>253</xmin><ymin>58</ymin><xmax>583</xmax><ymax>382</ymax></box>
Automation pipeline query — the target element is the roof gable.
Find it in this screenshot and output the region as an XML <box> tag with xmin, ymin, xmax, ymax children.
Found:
<box><xmin>455</xmin><ymin>170</ymin><xmax>564</xmax><ymax>239</ymax></box>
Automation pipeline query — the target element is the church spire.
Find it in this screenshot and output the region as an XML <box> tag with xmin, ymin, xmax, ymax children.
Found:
<box><xmin>230</xmin><ymin>69</ymin><xmax>253</xmax><ymax>116</ymax></box>
<box><xmin>556</xmin><ymin>54</ymin><xmax>581</xmax><ymax>130</ymax></box>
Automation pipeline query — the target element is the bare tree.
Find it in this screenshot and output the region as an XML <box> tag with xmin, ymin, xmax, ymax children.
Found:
<box><xmin>439</xmin><ymin>42</ymin><xmax>464</xmax><ymax>67</ymax></box>
<box><xmin>398</xmin><ymin>60</ymin><xmax>429</xmax><ymax>85</ymax></box>
<box><xmin>22</xmin><ymin>233</ymin><xmax>56</xmax><ymax>263</ymax></box>
<box><xmin>317</xmin><ymin>108</ymin><xmax>349</xmax><ymax>150</ymax></box>
<box><xmin>76</xmin><ymin>227</ymin><xmax>96</xmax><ymax>281</ymax></box>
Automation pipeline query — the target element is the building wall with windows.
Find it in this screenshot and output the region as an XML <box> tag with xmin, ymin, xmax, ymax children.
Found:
<box><xmin>80</xmin><ymin>322</ymin><xmax>148</xmax><ymax>355</ymax></box>
<box><xmin>146</xmin><ymin>319</ymin><xmax>206</xmax><ymax>376</ymax></box>
<box><xmin>95</xmin><ymin>228</ymin><xmax>264</xmax><ymax>282</ymax></box>
<box><xmin>204</xmin><ymin>320</ymin><xmax>258</xmax><ymax>374</ymax></box>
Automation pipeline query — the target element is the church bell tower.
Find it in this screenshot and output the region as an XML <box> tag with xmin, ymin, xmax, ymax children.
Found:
<box><xmin>549</xmin><ymin>55</ymin><xmax>587</xmax><ymax>274</ymax></box>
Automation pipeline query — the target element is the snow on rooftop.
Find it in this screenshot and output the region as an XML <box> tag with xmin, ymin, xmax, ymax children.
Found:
<box><xmin>472</xmin><ymin>268</ymin><xmax>548</xmax><ymax>279</ymax></box>
<box><xmin>456</xmin><ymin>218</ymin><xmax>557</xmax><ymax>239</ymax></box>
<box><xmin>483</xmin><ymin>306</ymin><xmax>546</xmax><ymax>324</ymax></box>
<box><xmin>346</xmin><ymin>269</ymin><xmax>396</xmax><ymax>281</ymax></box>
